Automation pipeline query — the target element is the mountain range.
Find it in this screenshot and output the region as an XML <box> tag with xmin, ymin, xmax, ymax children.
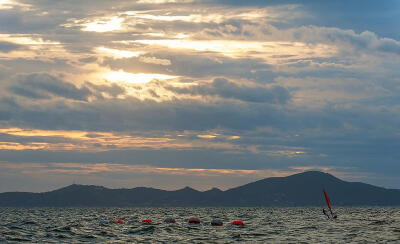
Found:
<box><xmin>1</xmin><ymin>171</ymin><xmax>400</xmax><ymax>207</ymax></box>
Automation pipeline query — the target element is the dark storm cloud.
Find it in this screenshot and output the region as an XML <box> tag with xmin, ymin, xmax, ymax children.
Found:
<box><xmin>9</xmin><ymin>73</ymin><xmax>91</xmax><ymax>101</ymax></box>
<box><xmin>84</xmin><ymin>82</ymin><xmax>126</xmax><ymax>98</ymax></box>
<box><xmin>0</xmin><ymin>9</ymin><xmax>62</xmax><ymax>34</ymax></box>
<box><xmin>0</xmin><ymin>59</ymin><xmax>77</xmax><ymax>81</ymax></box>
<box><xmin>1</xmin><ymin>85</ymin><xmax>396</xmax><ymax>136</ymax></box>
<box><xmin>78</xmin><ymin>57</ymin><xmax>97</xmax><ymax>63</ymax></box>
<box><xmin>168</xmin><ymin>78</ymin><xmax>290</xmax><ymax>104</ymax></box>
<box><xmin>0</xmin><ymin>41</ymin><xmax>21</xmax><ymax>52</ymax></box>
<box><xmin>4</xmin><ymin>72</ymin><xmax>127</xmax><ymax>103</ymax></box>
<box><xmin>9</xmin><ymin>86</ymin><xmax>51</xmax><ymax>99</ymax></box>
<box><xmin>0</xmin><ymin>96</ymin><xmax>280</xmax><ymax>131</ymax></box>
<box><xmin>104</xmin><ymin>53</ymin><xmax>271</xmax><ymax>80</ymax></box>
<box><xmin>0</xmin><ymin>97</ymin><xmax>18</xmax><ymax>122</ymax></box>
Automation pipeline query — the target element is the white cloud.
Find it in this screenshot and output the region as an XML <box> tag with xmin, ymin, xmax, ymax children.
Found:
<box><xmin>0</xmin><ymin>0</ymin><xmax>31</xmax><ymax>10</ymax></box>
<box><xmin>139</xmin><ymin>56</ymin><xmax>171</xmax><ymax>65</ymax></box>
<box><xmin>1</xmin><ymin>0</ymin><xmax>400</xmax><ymax>191</ymax></box>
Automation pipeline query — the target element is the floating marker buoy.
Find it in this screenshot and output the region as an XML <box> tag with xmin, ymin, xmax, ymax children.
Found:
<box><xmin>164</xmin><ymin>217</ymin><xmax>176</xmax><ymax>223</ymax></box>
<box><xmin>211</xmin><ymin>219</ymin><xmax>223</xmax><ymax>226</ymax></box>
<box><xmin>111</xmin><ymin>219</ymin><xmax>124</xmax><ymax>224</ymax></box>
<box><xmin>232</xmin><ymin>220</ymin><xmax>244</xmax><ymax>226</ymax></box>
<box><xmin>188</xmin><ymin>217</ymin><xmax>200</xmax><ymax>224</ymax></box>
<box><xmin>142</xmin><ymin>219</ymin><xmax>152</xmax><ymax>224</ymax></box>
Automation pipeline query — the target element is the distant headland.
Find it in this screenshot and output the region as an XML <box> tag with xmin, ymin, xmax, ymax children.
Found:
<box><xmin>1</xmin><ymin>171</ymin><xmax>400</xmax><ymax>207</ymax></box>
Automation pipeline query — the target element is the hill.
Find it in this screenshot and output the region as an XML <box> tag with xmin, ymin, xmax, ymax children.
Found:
<box><xmin>1</xmin><ymin>171</ymin><xmax>399</xmax><ymax>207</ymax></box>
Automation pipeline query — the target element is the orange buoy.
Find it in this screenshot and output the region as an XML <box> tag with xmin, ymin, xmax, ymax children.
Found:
<box><xmin>116</xmin><ymin>219</ymin><xmax>124</xmax><ymax>224</ymax></box>
<box><xmin>232</xmin><ymin>220</ymin><xmax>244</xmax><ymax>226</ymax></box>
<box><xmin>188</xmin><ymin>217</ymin><xmax>200</xmax><ymax>224</ymax></box>
<box><xmin>142</xmin><ymin>219</ymin><xmax>152</xmax><ymax>224</ymax></box>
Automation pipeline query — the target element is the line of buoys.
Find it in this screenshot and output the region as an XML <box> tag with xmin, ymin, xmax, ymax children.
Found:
<box><xmin>111</xmin><ymin>219</ymin><xmax>124</xmax><ymax>224</ymax></box>
<box><xmin>101</xmin><ymin>219</ymin><xmax>125</xmax><ymax>224</ymax></box>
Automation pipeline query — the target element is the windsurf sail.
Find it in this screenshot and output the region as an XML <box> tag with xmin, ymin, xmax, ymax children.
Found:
<box><xmin>323</xmin><ymin>188</ymin><xmax>334</xmax><ymax>217</ymax></box>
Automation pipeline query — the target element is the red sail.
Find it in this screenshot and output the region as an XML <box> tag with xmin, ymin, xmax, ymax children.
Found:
<box><xmin>323</xmin><ymin>188</ymin><xmax>333</xmax><ymax>216</ymax></box>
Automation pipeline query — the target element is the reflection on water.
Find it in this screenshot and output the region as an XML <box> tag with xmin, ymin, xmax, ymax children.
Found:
<box><xmin>0</xmin><ymin>207</ymin><xmax>399</xmax><ymax>243</ymax></box>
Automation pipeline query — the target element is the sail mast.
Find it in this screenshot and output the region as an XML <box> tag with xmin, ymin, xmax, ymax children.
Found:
<box><xmin>323</xmin><ymin>188</ymin><xmax>334</xmax><ymax>217</ymax></box>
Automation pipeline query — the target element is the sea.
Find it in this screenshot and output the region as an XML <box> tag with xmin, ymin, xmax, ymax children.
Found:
<box><xmin>1</xmin><ymin>207</ymin><xmax>399</xmax><ymax>243</ymax></box>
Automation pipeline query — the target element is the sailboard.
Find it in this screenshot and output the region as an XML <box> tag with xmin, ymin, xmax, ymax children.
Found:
<box><xmin>323</xmin><ymin>188</ymin><xmax>337</xmax><ymax>219</ymax></box>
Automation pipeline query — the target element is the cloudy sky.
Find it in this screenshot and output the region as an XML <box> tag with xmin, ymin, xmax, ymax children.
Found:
<box><xmin>0</xmin><ymin>0</ymin><xmax>399</xmax><ymax>192</ymax></box>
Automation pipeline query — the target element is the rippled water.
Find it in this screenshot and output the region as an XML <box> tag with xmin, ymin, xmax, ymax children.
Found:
<box><xmin>1</xmin><ymin>207</ymin><xmax>399</xmax><ymax>243</ymax></box>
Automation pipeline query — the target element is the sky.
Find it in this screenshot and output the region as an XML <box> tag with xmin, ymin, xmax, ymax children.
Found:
<box><xmin>0</xmin><ymin>0</ymin><xmax>400</xmax><ymax>192</ymax></box>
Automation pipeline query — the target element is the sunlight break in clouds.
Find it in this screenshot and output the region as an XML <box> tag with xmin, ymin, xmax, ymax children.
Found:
<box><xmin>0</xmin><ymin>34</ymin><xmax>60</xmax><ymax>46</ymax></box>
<box><xmin>0</xmin><ymin>128</ymin><xmax>243</xmax><ymax>152</ymax></box>
<box><xmin>139</xmin><ymin>56</ymin><xmax>172</xmax><ymax>65</ymax></box>
<box><xmin>0</xmin><ymin>0</ymin><xmax>30</xmax><ymax>9</ymax></box>
<box><xmin>95</xmin><ymin>47</ymin><xmax>144</xmax><ymax>59</ymax></box>
<box><xmin>0</xmin><ymin>34</ymin><xmax>67</xmax><ymax>61</ymax></box>
<box><xmin>4</xmin><ymin>162</ymin><xmax>288</xmax><ymax>177</ymax></box>
<box><xmin>0</xmin><ymin>128</ymin><xmax>178</xmax><ymax>151</ymax></box>
<box><xmin>133</xmin><ymin>39</ymin><xmax>337</xmax><ymax>62</ymax></box>
<box><xmin>0</xmin><ymin>142</ymin><xmax>48</xmax><ymax>150</ymax></box>
<box><xmin>197</xmin><ymin>134</ymin><xmax>218</xmax><ymax>139</ymax></box>
<box><xmin>0</xmin><ymin>162</ymin><xmax>296</xmax><ymax>190</ymax></box>
<box><xmin>76</xmin><ymin>16</ymin><xmax>124</xmax><ymax>32</ymax></box>
<box><xmin>124</xmin><ymin>9</ymin><xmax>267</xmax><ymax>24</ymax></box>
<box><xmin>67</xmin><ymin>8</ymin><xmax>268</xmax><ymax>34</ymax></box>
<box><xmin>0</xmin><ymin>0</ymin><xmax>16</xmax><ymax>9</ymax></box>
<box><xmin>0</xmin><ymin>127</ymin><xmax>87</xmax><ymax>138</ymax></box>
<box><xmin>103</xmin><ymin>70</ymin><xmax>178</xmax><ymax>84</ymax></box>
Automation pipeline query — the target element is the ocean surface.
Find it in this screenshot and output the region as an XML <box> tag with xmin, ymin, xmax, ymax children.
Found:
<box><xmin>1</xmin><ymin>207</ymin><xmax>399</xmax><ymax>243</ymax></box>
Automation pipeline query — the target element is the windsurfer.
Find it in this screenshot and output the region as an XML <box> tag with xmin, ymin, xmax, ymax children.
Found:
<box><xmin>322</xmin><ymin>208</ymin><xmax>330</xmax><ymax>218</ymax></box>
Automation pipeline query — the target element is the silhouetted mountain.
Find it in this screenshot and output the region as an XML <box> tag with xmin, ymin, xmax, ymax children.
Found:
<box><xmin>220</xmin><ymin>171</ymin><xmax>400</xmax><ymax>206</ymax></box>
<box><xmin>1</xmin><ymin>171</ymin><xmax>400</xmax><ymax>207</ymax></box>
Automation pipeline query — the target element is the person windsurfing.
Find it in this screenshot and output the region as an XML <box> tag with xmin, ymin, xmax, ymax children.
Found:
<box><xmin>322</xmin><ymin>208</ymin><xmax>330</xmax><ymax>219</ymax></box>
<box><xmin>323</xmin><ymin>188</ymin><xmax>337</xmax><ymax>219</ymax></box>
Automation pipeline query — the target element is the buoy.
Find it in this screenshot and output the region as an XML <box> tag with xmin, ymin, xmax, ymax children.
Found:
<box><xmin>232</xmin><ymin>220</ymin><xmax>244</xmax><ymax>226</ymax></box>
<box><xmin>188</xmin><ymin>217</ymin><xmax>200</xmax><ymax>224</ymax></box>
<box><xmin>99</xmin><ymin>219</ymin><xmax>109</xmax><ymax>224</ymax></box>
<box><xmin>142</xmin><ymin>219</ymin><xmax>152</xmax><ymax>224</ymax></box>
<box><xmin>164</xmin><ymin>217</ymin><xmax>176</xmax><ymax>223</ymax></box>
<box><xmin>211</xmin><ymin>219</ymin><xmax>223</xmax><ymax>226</ymax></box>
<box><xmin>117</xmin><ymin>219</ymin><xmax>124</xmax><ymax>224</ymax></box>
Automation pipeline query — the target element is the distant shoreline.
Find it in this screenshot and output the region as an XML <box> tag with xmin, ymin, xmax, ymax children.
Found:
<box><xmin>1</xmin><ymin>171</ymin><xmax>400</xmax><ymax>207</ymax></box>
